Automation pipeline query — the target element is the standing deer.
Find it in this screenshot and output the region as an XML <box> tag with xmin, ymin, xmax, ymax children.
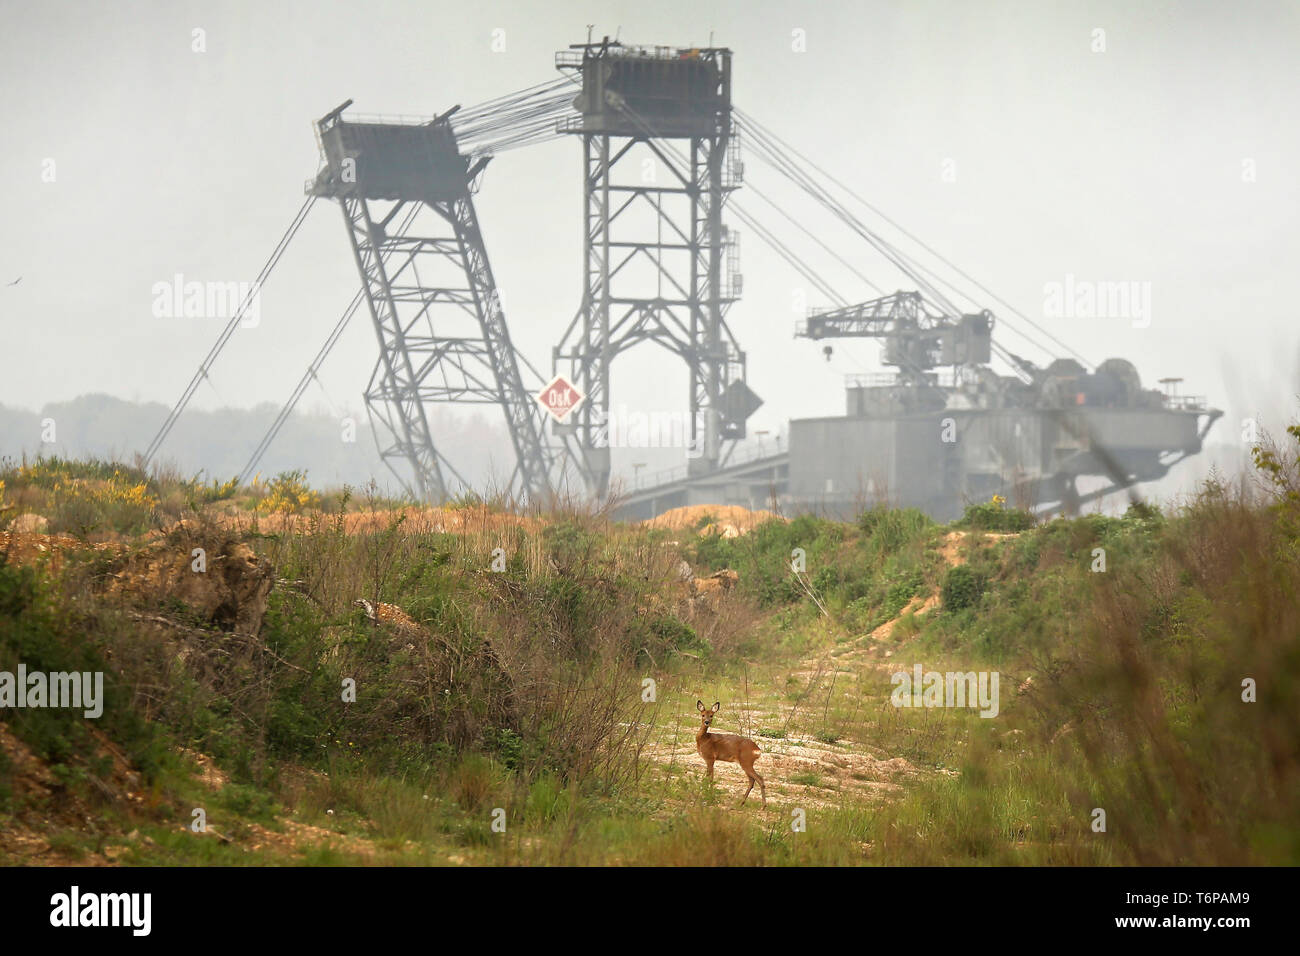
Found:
<box><xmin>695</xmin><ymin>700</ymin><xmax>766</xmax><ymax>808</ymax></box>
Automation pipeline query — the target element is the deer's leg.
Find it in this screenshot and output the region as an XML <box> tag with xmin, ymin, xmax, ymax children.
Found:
<box><xmin>741</xmin><ymin>750</ymin><xmax>765</xmax><ymax>808</ymax></box>
<box><xmin>705</xmin><ymin>757</ymin><xmax>715</xmax><ymax>779</ymax></box>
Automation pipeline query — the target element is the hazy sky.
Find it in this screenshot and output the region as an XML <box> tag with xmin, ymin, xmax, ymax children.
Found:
<box><xmin>3</xmin><ymin>0</ymin><xmax>1298</xmax><ymax>485</ymax></box>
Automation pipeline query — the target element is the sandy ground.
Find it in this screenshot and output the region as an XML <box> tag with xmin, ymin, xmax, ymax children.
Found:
<box><xmin>642</xmin><ymin>504</ymin><xmax>784</xmax><ymax>537</ymax></box>
<box><xmin>647</xmin><ymin>527</ymin><xmax>1024</xmax><ymax>811</ymax></box>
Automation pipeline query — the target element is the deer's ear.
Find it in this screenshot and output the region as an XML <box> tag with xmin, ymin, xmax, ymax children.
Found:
<box><xmin>697</xmin><ymin>700</ymin><xmax>705</xmax><ymax>712</ymax></box>
<box><xmin>712</xmin><ymin>701</ymin><xmax>721</xmax><ymax>712</ymax></box>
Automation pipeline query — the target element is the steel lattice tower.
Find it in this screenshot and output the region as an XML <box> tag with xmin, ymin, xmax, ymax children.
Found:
<box><xmin>310</xmin><ymin>102</ymin><xmax>554</xmax><ymax>503</ymax></box>
<box><xmin>552</xmin><ymin>41</ymin><xmax>759</xmax><ymax>496</ymax></box>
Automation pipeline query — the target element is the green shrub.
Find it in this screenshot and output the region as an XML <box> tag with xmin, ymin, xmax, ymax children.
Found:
<box><xmin>942</xmin><ymin>565</ymin><xmax>987</xmax><ymax>611</ymax></box>
<box><xmin>217</xmin><ymin>782</ymin><xmax>278</xmax><ymax>822</ymax></box>
<box><xmin>961</xmin><ymin>498</ymin><xmax>1034</xmax><ymax>532</ymax></box>
<box><xmin>644</xmin><ymin>614</ymin><xmax>703</xmax><ymax>657</ymax></box>
<box><xmin>542</xmin><ymin>518</ymin><xmax>601</xmax><ymax>572</ymax></box>
<box><xmin>485</xmin><ymin>727</ymin><xmax>524</xmax><ymax>770</ymax></box>
<box><xmin>0</xmin><ymin>558</ymin><xmax>166</xmax><ymax>802</ymax></box>
<box><xmin>858</xmin><ymin>506</ymin><xmax>934</xmax><ymax>552</ymax></box>
<box><xmin>524</xmin><ymin>773</ymin><xmax>571</xmax><ymax>823</ymax></box>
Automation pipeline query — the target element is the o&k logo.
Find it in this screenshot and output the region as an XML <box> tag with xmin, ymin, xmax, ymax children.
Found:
<box><xmin>537</xmin><ymin>374</ymin><xmax>584</xmax><ymax>423</ymax></box>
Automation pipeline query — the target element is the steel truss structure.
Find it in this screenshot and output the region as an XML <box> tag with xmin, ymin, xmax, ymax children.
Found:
<box><xmin>310</xmin><ymin>102</ymin><xmax>554</xmax><ymax>503</ymax></box>
<box><xmin>552</xmin><ymin>41</ymin><xmax>759</xmax><ymax>496</ymax></box>
<box><xmin>160</xmin><ymin>38</ymin><xmax>1213</xmax><ymax>525</ymax></box>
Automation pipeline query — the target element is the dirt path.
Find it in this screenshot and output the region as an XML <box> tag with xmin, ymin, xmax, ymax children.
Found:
<box><xmin>651</xmin><ymin>528</ymin><xmax>1025</xmax><ymax>811</ymax></box>
<box><xmin>643</xmin><ymin>712</ymin><xmax>919</xmax><ymax>810</ymax></box>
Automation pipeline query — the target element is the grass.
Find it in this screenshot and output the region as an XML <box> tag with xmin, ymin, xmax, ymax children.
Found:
<box><xmin>2</xmin><ymin>429</ymin><xmax>1299</xmax><ymax>865</ymax></box>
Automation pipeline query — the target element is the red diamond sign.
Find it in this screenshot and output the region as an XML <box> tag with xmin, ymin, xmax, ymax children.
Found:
<box><xmin>536</xmin><ymin>374</ymin><xmax>584</xmax><ymax>423</ymax></box>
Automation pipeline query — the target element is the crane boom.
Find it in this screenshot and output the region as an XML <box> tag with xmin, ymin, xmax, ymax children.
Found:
<box><xmin>795</xmin><ymin>290</ymin><xmax>994</xmax><ymax>383</ymax></box>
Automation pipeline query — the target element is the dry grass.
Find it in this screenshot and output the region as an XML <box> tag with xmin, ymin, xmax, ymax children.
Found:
<box><xmin>4</xmin><ymin>433</ymin><xmax>1299</xmax><ymax>866</ymax></box>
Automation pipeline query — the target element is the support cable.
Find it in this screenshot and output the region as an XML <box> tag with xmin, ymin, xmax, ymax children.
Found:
<box><xmin>736</xmin><ymin>108</ymin><xmax>1093</xmax><ymax>369</ymax></box>
<box><xmin>611</xmin><ymin>100</ymin><xmax>850</xmax><ymax>308</ymax></box>
<box><xmin>143</xmin><ymin>195</ymin><xmax>316</xmax><ymax>466</ymax></box>
<box><xmin>238</xmin><ymin>204</ymin><xmax>421</xmax><ymax>485</ymax></box>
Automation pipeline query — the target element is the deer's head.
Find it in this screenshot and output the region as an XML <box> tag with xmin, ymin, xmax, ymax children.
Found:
<box><xmin>696</xmin><ymin>699</ymin><xmax>721</xmax><ymax>729</ymax></box>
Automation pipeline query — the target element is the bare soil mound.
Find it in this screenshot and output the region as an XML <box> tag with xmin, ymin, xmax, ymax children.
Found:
<box><xmin>105</xmin><ymin>530</ymin><xmax>275</xmax><ymax>635</ymax></box>
<box><xmin>642</xmin><ymin>504</ymin><xmax>784</xmax><ymax>536</ymax></box>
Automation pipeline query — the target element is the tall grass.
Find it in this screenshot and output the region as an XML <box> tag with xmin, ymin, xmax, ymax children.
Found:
<box><xmin>3</xmin><ymin>427</ymin><xmax>1298</xmax><ymax>866</ymax></box>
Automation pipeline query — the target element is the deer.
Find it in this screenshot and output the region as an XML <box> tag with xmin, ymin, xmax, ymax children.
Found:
<box><xmin>695</xmin><ymin>700</ymin><xmax>766</xmax><ymax>808</ymax></box>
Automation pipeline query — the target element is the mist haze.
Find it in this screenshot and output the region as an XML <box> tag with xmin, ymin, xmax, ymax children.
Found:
<box><xmin>2</xmin><ymin>0</ymin><xmax>1297</xmax><ymax>502</ymax></box>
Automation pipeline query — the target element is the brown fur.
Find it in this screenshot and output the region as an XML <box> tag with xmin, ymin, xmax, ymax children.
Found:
<box><xmin>695</xmin><ymin>700</ymin><xmax>765</xmax><ymax>808</ymax></box>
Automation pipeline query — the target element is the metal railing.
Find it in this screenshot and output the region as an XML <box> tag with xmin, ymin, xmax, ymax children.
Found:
<box><xmin>625</xmin><ymin>462</ymin><xmax>690</xmax><ymax>493</ymax></box>
<box><xmin>344</xmin><ymin>112</ymin><xmax>437</xmax><ymax>126</ymax></box>
<box><xmin>844</xmin><ymin>368</ymin><xmax>959</xmax><ymax>389</ymax></box>
<box><xmin>622</xmin><ymin>440</ymin><xmax>785</xmax><ymax>493</ymax></box>
<box><xmin>845</xmin><ymin>372</ymin><xmax>899</xmax><ymax>388</ymax></box>
<box><xmin>556</xmin><ymin>46</ymin><xmax>712</xmax><ymax>68</ymax></box>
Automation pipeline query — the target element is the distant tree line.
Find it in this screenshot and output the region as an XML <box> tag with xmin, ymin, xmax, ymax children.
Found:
<box><xmin>0</xmin><ymin>394</ymin><xmax>517</xmax><ymax>494</ymax></box>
